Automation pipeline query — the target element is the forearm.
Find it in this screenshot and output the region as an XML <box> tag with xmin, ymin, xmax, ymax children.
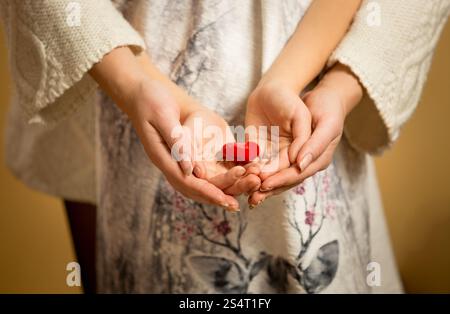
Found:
<box><xmin>89</xmin><ymin>47</ymin><xmax>144</xmax><ymax>114</ymax></box>
<box><xmin>134</xmin><ymin>52</ymin><xmax>201</xmax><ymax>115</ymax></box>
<box><xmin>260</xmin><ymin>0</ymin><xmax>361</xmax><ymax>92</ymax></box>
<box><xmin>89</xmin><ymin>47</ymin><xmax>199</xmax><ymax>120</ymax></box>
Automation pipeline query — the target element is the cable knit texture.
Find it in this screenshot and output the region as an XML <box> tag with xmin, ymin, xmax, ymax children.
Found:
<box><xmin>329</xmin><ymin>0</ymin><xmax>450</xmax><ymax>154</ymax></box>
<box><xmin>1</xmin><ymin>0</ymin><xmax>145</xmax><ymax>125</ymax></box>
<box><xmin>0</xmin><ymin>0</ymin><xmax>145</xmax><ymax>202</ymax></box>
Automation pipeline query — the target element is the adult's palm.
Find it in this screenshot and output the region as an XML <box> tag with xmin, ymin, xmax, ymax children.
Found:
<box><xmin>184</xmin><ymin>109</ymin><xmax>261</xmax><ymax>199</ymax></box>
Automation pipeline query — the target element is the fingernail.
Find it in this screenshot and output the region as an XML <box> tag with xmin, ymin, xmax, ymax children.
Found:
<box><xmin>236</xmin><ymin>167</ymin><xmax>246</xmax><ymax>176</ymax></box>
<box><xmin>223</xmin><ymin>203</ymin><xmax>240</xmax><ymax>212</ymax></box>
<box><xmin>184</xmin><ymin>166</ymin><xmax>193</xmax><ymax>176</ymax></box>
<box><xmin>260</xmin><ymin>186</ymin><xmax>272</xmax><ymax>192</ymax></box>
<box><xmin>299</xmin><ymin>153</ymin><xmax>313</xmax><ymax>171</ymax></box>
<box><xmin>249</xmin><ymin>200</ymin><xmax>263</xmax><ymax>209</ymax></box>
<box><xmin>193</xmin><ymin>166</ymin><xmax>201</xmax><ymax>177</ymax></box>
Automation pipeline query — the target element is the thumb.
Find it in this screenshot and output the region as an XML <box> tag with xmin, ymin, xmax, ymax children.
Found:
<box><xmin>288</xmin><ymin>100</ymin><xmax>312</xmax><ymax>164</ymax></box>
<box><xmin>153</xmin><ymin>112</ymin><xmax>193</xmax><ymax>176</ymax></box>
<box><xmin>296</xmin><ymin>117</ymin><xmax>340</xmax><ymax>171</ymax></box>
<box><xmin>169</xmin><ymin>124</ymin><xmax>193</xmax><ymax>176</ymax></box>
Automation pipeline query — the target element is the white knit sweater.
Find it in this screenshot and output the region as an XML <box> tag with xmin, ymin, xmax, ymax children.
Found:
<box><xmin>0</xmin><ymin>0</ymin><xmax>449</xmax><ymax>203</ymax></box>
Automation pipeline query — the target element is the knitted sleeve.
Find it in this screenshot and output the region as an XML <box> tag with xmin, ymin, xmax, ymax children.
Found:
<box><xmin>329</xmin><ymin>0</ymin><xmax>449</xmax><ymax>154</ymax></box>
<box><xmin>0</xmin><ymin>0</ymin><xmax>145</xmax><ymax>124</ymax></box>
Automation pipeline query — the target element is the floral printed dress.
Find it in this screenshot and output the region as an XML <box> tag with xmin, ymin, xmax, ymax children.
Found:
<box><xmin>96</xmin><ymin>0</ymin><xmax>402</xmax><ymax>293</ymax></box>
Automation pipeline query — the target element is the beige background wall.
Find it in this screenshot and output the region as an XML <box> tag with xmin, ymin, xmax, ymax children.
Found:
<box><xmin>0</xmin><ymin>22</ymin><xmax>449</xmax><ymax>293</ymax></box>
<box><xmin>0</xmin><ymin>26</ymin><xmax>81</xmax><ymax>293</ymax></box>
<box><xmin>375</xmin><ymin>22</ymin><xmax>450</xmax><ymax>292</ymax></box>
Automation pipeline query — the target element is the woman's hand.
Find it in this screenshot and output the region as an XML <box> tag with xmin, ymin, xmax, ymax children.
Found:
<box><xmin>90</xmin><ymin>47</ymin><xmax>244</xmax><ymax>211</ymax></box>
<box><xmin>128</xmin><ymin>80</ymin><xmax>245</xmax><ymax>210</ymax></box>
<box><xmin>248</xmin><ymin>63</ymin><xmax>363</xmax><ymax>206</ymax></box>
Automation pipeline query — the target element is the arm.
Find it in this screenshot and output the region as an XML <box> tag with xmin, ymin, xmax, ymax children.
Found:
<box><xmin>246</xmin><ymin>0</ymin><xmax>361</xmax><ymax>206</ymax></box>
<box><xmin>259</xmin><ymin>0</ymin><xmax>362</xmax><ymax>93</ymax></box>
<box><xmin>246</xmin><ymin>0</ymin><xmax>361</xmax><ymax>179</ymax></box>
<box><xmin>329</xmin><ymin>0</ymin><xmax>450</xmax><ymax>153</ymax></box>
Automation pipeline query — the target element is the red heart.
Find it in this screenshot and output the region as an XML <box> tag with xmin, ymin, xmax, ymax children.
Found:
<box><xmin>222</xmin><ymin>142</ymin><xmax>260</xmax><ymax>164</ymax></box>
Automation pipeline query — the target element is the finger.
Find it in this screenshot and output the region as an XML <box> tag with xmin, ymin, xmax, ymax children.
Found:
<box><xmin>249</xmin><ymin>180</ymin><xmax>298</xmax><ymax>208</ymax></box>
<box><xmin>171</xmin><ymin>167</ymin><xmax>241</xmax><ymax>210</ymax></box>
<box><xmin>208</xmin><ymin>166</ymin><xmax>246</xmax><ymax>190</ymax></box>
<box><xmin>224</xmin><ymin>174</ymin><xmax>261</xmax><ymax>196</ymax></box>
<box><xmin>248</xmin><ymin>190</ymin><xmax>273</xmax><ymax>207</ymax></box>
<box><xmin>139</xmin><ymin>123</ymin><xmax>239</xmax><ymax>210</ymax></box>
<box><xmin>151</xmin><ymin>107</ymin><xmax>193</xmax><ymax>176</ymax></box>
<box><xmin>260</xmin><ymin>166</ymin><xmax>301</xmax><ymax>192</ymax></box>
<box><xmin>288</xmin><ymin>101</ymin><xmax>312</xmax><ymax>164</ymax></box>
<box><xmin>171</xmin><ymin>126</ymin><xmax>194</xmax><ymax>176</ymax></box>
<box><xmin>259</xmin><ymin>146</ymin><xmax>290</xmax><ymax>181</ymax></box>
<box><xmin>297</xmin><ymin>143</ymin><xmax>335</xmax><ymax>178</ymax></box>
<box><xmin>249</xmin><ymin>144</ymin><xmax>337</xmax><ymax>207</ymax></box>
<box><xmin>249</xmin><ymin>183</ymin><xmax>296</xmax><ymax>207</ymax></box>
<box><xmin>182</xmin><ymin>176</ymin><xmax>240</xmax><ymax>211</ymax></box>
<box><xmin>296</xmin><ymin>118</ymin><xmax>341</xmax><ymax>171</ymax></box>
<box><xmin>250</xmin><ymin>143</ymin><xmax>338</xmax><ymax>209</ymax></box>
<box><xmin>188</xmin><ymin>190</ymin><xmax>240</xmax><ymax>212</ymax></box>
<box><xmin>243</xmin><ymin>158</ymin><xmax>262</xmax><ymax>176</ymax></box>
<box><xmin>263</xmin><ymin>140</ymin><xmax>336</xmax><ymax>192</ymax></box>
<box><xmin>249</xmin><ymin>179</ymin><xmax>298</xmax><ymax>207</ymax></box>
<box><xmin>192</xmin><ymin>160</ymin><xmax>207</xmax><ymax>179</ymax></box>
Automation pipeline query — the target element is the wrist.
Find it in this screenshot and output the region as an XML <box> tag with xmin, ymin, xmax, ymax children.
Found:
<box><xmin>134</xmin><ymin>52</ymin><xmax>201</xmax><ymax>120</ymax></box>
<box><xmin>127</xmin><ymin>77</ymin><xmax>204</xmax><ymax>129</ymax></box>
<box><xmin>253</xmin><ymin>77</ymin><xmax>302</xmax><ymax>103</ymax></box>
<box><xmin>318</xmin><ymin>63</ymin><xmax>363</xmax><ymax>115</ymax></box>
<box><xmin>258</xmin><ymin>70</ymin><xmax>306</xmax><ymax>95</ymax></box>
<box><xmin>89</xmin><ymin>47</ymin><xmax>149</xmax><ymax>114</ymax></box>
<box><xmin>116</xmin><ymin>71</ymin><xmax>199</xmax><ymax>125</ymax></box>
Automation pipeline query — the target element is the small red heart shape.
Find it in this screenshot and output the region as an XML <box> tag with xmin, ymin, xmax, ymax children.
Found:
<box><xmin>222</xmin><ymin>142</ymin><xmax>260</xmax><ymax>164</ymax></box>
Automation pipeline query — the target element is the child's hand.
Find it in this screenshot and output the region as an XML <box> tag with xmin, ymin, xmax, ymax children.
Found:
<box><xmin>244</xmin><ymin>82</ymin><xmax>312</xmax><ymax>204</ymax></box>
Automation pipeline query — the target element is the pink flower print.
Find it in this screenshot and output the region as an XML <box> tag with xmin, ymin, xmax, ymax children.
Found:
<box><xmin>322</xmin><ymin>173</ymin><xmax>330</xmax><ymax>193</ymax></box>
<box><xmin>173</xmin><ymin>193</ymin><xmax>198</xmax><ymax>219</ymax></box>
<box><xmin>174</xmin><ymin>193</ymin><xmax>187</xmax><ymax>211</ymax></box>
<box><xmin>175</xmin><ymin>221</ymin><xmax>195</xmax><ymax>241</ymax></box>
<box><xmin>294</xmin><ymin>184</ymin><xmax>306</xmax><ymax>195</ymax></box>
<box><xmin>215</xmin><ymin>220</ymin><xmax>232</xmax><ymax>236</ymax></box>
<box><xmin>305</xmin><ymin>210</ymin><xmax>315</xmax><ymax>226</ymax></box>
<box><xmin>325</xmin><ymin>203</ymin><xmax>336</xmax><ymax>219</ymax></box>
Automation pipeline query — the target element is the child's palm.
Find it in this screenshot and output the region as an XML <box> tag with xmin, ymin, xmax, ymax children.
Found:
<box><xmin>245</xmin><ymin>85</ymin><xmax>311</xmax><ymax>179</ymax></box>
